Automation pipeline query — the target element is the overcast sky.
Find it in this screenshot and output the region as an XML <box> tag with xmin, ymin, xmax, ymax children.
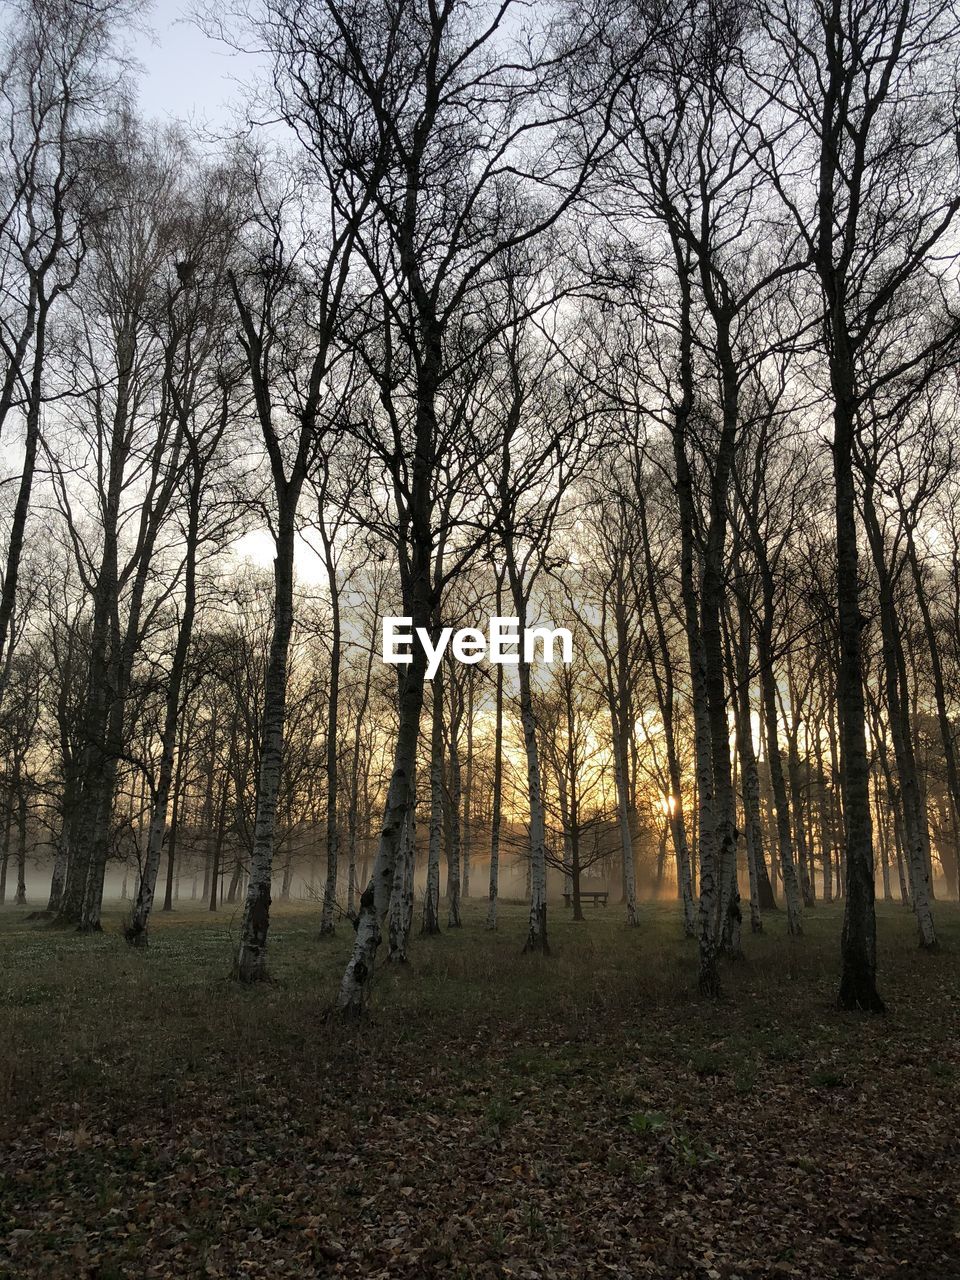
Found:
<box><xmin>131</xmin><ymin>0</ymin><xmax>255</xmax><ymax>128</ymax></box>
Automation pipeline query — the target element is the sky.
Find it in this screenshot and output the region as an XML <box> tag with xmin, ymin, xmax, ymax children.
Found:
<box><xmin>129</xmin><ymin>0</ymin><xmax>255</xmax><ymax>128</ymax></box>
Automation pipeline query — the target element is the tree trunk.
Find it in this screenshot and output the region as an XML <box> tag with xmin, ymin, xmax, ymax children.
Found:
<box><xmin>736</xmin><ymin>697</ymin><xmax>764</xmax><ymax>936</ymax></box>
<box><xmin>126</xmin><ymin>491</ymin><xmax>200</xmax><ymax>944</ymax></box>
<box><xmin>607</xmin><ymin>640</ymin><xmax>639</xmax><ymax>926</ymax></box>
<box><xmin>388</xmin><ymin>791</ymin><xmax>416</xmax><ymax>963</ymax></box>
<box><xmin>729</xmin><ymin>605</ymin><xmax>766</xmax><ymax>933</ymax></box>
<box><xmin>814</xmin><ymin>712</ymin><xmax>834</xmax><ymax>903</ymax></box>
<box><xmin>862</xmin><ymin>494</ymin><xmax>936</xmax><ymax>950</ymax></box>
<box><xmin>0</xmin><ymin>311</ymin><xmax>47</xmax><ymax>688</ymax></box>
<box><xmin>14</xmin><ymin>785</ymin><xmax>27</xmax><ymax>905</ymax></box>
<box><xmin>758</xmin><ymin>617</ymin><xmax>804</xmax><ymax>933</ymax></box>
<box><xmin>319</xmin><ymin>512</ymin><xmax>341</xmax><ymax>936</ymax></box>
<box><xmin>874</xmin><ymin>786</ymin><xmax>892</xmax><ymax>902</ymax></box>
<box><xmin>462</xmin><ymin>670</ymin><xmax>473</xmax><ymax>899</ymax></box>
<box><xmin>0</xmin><ymin>795</ymin><xmax>11</xmax><ymax>905</ymax></box>
<box><xmin>486</xmin><ymin>658</ymin><xmax>504</xmax><ymax>930</ymax></box>
<box><xmin>558</xmin><ymin>759</ymin><xmax>573</xmax><ymax>905</ymax></box>
<box><xmin>422</xmin><ymin>675</ymin><xmax>443</xmax><ymax>935</ymax></box>
<box><xmin>46</xmin><ymin>836</ymin><xmax>68</xmax><ymax>915</ymax></box>
<box><xmin>337</xmin><ymin>640</ymin><xmax>427</xmax><ymax>1013</ymax></box>
<box><xmin>787</xmin><ymin>728</ymin><xmax>816</xmax><ymax>909</ymax></box>
<box><xmin>209</xmin><ymin>758</ymin><xmax>230</xmax><ymax>913</ymax></box>
<box><xmin>906</xmin><ymin>530</ymin><xmax>960</xmax><ymax>898</ymax></box>
<box><xmin>337</xmin><ymin>426</ymin><xmax>433</xmax><ymax>1016</ymax></box>
<box><xmin>636</xmin><ymin>492</ymin><xmax>696</xmax><ymax>934</ymax></box>
<box><xmin>446</xmin><ymin>717</ymin><xmax>463</xmax><ymax>928</ymax></box>
<box><xmin>567</xmin><ymin>728</ymin><xmax>584</xmax><ymax>923</ymax></box>
<box><xmin>235</xmin><ymin>497</ymin><xmax>299</xmax><ymax>981</ymax></box>
<box><xmin>517</xmin><ymin>647</ymin><xmax>549</xmax><ymax>953</ymax></box>
<box><xmin>832</xmin><ymin>386</ymin><xmax>883</xmax><ymax>1009</ymax></box>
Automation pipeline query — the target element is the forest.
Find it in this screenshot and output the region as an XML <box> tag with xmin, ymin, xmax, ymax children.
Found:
<box><xmin>1</xmin><ymin>0</ymin><xmax>959</xmax><ymax>1275</ymax></box>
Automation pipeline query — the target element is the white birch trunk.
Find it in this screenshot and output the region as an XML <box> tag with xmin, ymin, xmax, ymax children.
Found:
<box><xmin>743</xmin><ymin>778</ymin><xmax>763</xmax><ymax>935</ymax></box>
<box><xmin>337</xmin><ymin>639</ymin><xmax>426</xmax><ymax>1014</ymax></box>
<box><xmin>759</xmin><ymin>648</ymin><xmax>804</xmax><ymax>934</ymax></box>
<box><xmin>446</xmin><ymin>737</ymin><xmax>463</xmax><ymax>927</ymax></box>
<box><xmin>126</xmin><ymin>494</ymin><xmax>200</xmax><ymax>945</ymax></box>
<box><xmin>518</xmin><ymin>655</ymin><xmax>549</xmax><ymax>953</ymax></box>
<box><xmin>611</xmin><ymin>706</ymin><xmax>639</xmax><ymax>926</ymax></box>
<box><xmin>556</xmin><ymin>759</ymin><xmax>573</xmax><ymax>901</ymax></box>
<box><xmin>46</xmin><ymin>836</ymin><xmax>68</xmax><ymax>915</ymax></box>
<box><xmin>422</xmin><ymin>677</ymin><xmax>443</xmax><ymax>935</ymax></box>
<box><xmin>462</xmin><ymin>671</ymin><xmax>473</xmax><ymax>899</ymax></box>
<box><xmin>319</xmin><ymin>515</ymin><xmax>341</xmax><ymax>935</ymax></box>
<box><xmin>672</xmin><ymin>806</ymin><xmax>697</xmax><ymax>936</ymax></box>
<box><xmin>235</xmin><ymin>508</ymin><xmax>297</xmax><ymax>982</ymax></box>
<box><xmin>388</xmin><ymin>795</ymin><xmax>415</xmax><ymax>964</ymax></box>
<box><xmin>486</xmin><ymin>661</ymin><xmax>503</xmax><ymax>930</ymax></box>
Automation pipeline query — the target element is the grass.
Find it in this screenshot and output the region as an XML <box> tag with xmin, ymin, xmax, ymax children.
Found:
<box><xmin>0</xmin><ymin>895</ymin><xmax>958</xmax><ymax>1277</ymax></box>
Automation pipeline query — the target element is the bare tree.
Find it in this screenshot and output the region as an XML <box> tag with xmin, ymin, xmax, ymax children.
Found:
<box><xmin>0</xmin><ymin>0</ymin><xmax>129</xmax><ymax>687</ymax></box>
<box><xmin>125</xmin><ymin>174</ymin><xmax>240</xmax><ymax>945</ymax></box>
<box><xmin>227</xmin><ymin>150</ymin><xmax>368</xmax><ymax>980</ymax></box>
<box><xmin>757</xmin><ymin>0</ymin><xmax>960</xmax><ymax>1008</ymax></box>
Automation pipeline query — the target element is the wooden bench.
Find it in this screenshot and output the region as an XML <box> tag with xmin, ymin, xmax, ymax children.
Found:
<box><xmin>562</xmin><ymin>890</ymin><xmax>609</xmax><ymax>908</ymax></box>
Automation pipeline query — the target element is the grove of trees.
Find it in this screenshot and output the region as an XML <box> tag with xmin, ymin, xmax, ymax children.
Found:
<box><xmin>2</xmin><ymin>0</ymin><xmax>960</xmax><ymax>1018</ymax></box>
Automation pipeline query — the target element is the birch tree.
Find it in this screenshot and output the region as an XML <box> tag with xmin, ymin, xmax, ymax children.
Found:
<box><xmin>570</xmin><ymin>479</ymin><xmax>644</xmax><ymax>925</ymax></box>
<box><xmin>597</xmin><ymin>0</ymin><xmax>809</xmax><ymax>990</ymax></box>
<box><xmin>757</xmin><ymin>0</ymin><xmax>960</xmax><ymax>1007</ymax></box>
<box><xmin>228</xmin><ymin>151</ymin><xmax>367</xmax><ymax>980</ymax></box>
<box><xmin>51</xmin><ymin>121</ymin><xmax>204</xmax><ymax>931</ymax></box>
<box><xmin>323</xmin><ymin>0</ymin><xmax>623</xmax><ymax>1011</ymax></box>
<box><xmin>124</xmin><ymin>180</ymin><xmax>239</xmax><ymax>945</ymax></box>
<box><xmin>0</xmin><ymin>0</ymin><xmax>129</xmax><ymax>688</ymax></box>
<box><xmin>486</xmin><ymin>283</ymin><xmax>590</xmax><ymax>954</ymax></box>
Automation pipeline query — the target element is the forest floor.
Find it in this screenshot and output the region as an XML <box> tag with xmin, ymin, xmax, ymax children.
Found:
<box><xmin>0</xmin><ymin>896</ymin><xmax>958</xmax><ymax>1280</ymax></box>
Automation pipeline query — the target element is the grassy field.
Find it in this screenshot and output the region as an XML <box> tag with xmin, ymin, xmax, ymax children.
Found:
<box><xmin>0</xmin><ymin>896</ymin><xmax>958</xmax><ymax>1278</ymax></box>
